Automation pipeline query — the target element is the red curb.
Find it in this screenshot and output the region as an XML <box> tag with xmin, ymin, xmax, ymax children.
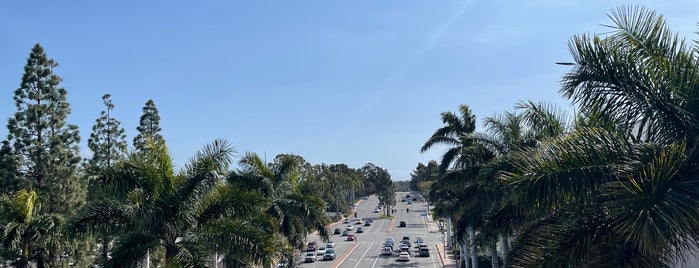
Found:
<box><xmin>436</xmin><ymin>244</ymin><xmax>446</xmax><ymax>268</ymax></box>
<box><xmin>387</xmin><ymin>217</ymin><xmax>396</xmax><ymax>233</ymax></box>
<box><xmin>330</xmin><ymin>242</ymin><xmax>359</xmax><ymax>268</ymax></box>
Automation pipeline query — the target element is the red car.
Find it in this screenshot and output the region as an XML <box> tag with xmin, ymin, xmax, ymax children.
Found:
<box><xmin>306</xmin><ymin>241</ymin><xmax>318</xmax><ymax>251</ymax></box>
<box><xmin>347</xmin><ymin>234</ymin><xmax>356</xmax><ymax>241</ymax></box>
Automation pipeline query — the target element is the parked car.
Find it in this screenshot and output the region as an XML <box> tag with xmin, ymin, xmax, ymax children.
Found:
<box><xmin>333</xmin><ymin>228</ymin><xmax>341</xmax><ymax>235</ymax></box>
<box><xmin>326</xmin><ymin>241</ymin><xmax>335</xmax><ymax>248</ymax></box>
<box><xmin>381</xmin><ymin>247</ymin><xmax>393</xmax><ymax>255</ymax></box>
<box><xmin>324</xmin><ymin>249</ymin><xmax>336</xmax><ymax>260</ymax></box>
<box><xmin>356</xmin><ymin>227</ymin><xmax>364</xmax><ymax>233</ymax></box>
<box><xmin>364</xmin><ymin>221</ymin><xmax>371</xmax><ymax>226</ymax></box>
<box><xmin>419</xmin><ymin>247</ymin><xmax>430</xmax><ymax>257</ymax></box>
<box><xmin>396</xmin><ymin>252</ymin><xmax>411</xmax><ymax>262</ymax></box>
<box><xmin>373</xmin><ymin>208</ymin><xmax>380</xmax><ymax>213</ymax></box>
<box><xmin>344</xmin><ymin>218</ymin><xmax>351</xmax><ymax>224</ymax></box>
<box><xmin>304</xmin><ymin>252</ymin><xmax>317</xmax><ymax>263</ymax></box>
<box><xmin>347</xmin><ymin>234</ymin><xmax>356</xmax><ymax>241</ymax></box>
<box><xmin>399</xmin><ymin>221</ymin><xmax>406</xmax><ymax>227</ymax></box>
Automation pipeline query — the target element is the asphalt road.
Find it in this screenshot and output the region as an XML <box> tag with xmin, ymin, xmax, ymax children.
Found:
<box><xmin>298</xmin><ymin>192</ymin><xmax>444</xmax><ymax>268</ymax></box>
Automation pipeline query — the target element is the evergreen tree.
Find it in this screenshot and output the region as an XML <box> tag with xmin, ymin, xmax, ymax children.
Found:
<box><xmin>0</xmin><ymin>141</ymin><xmax>20</xmax><ymax>195</ymax></box>
<box><xmin>87</xmin><ymin>94</ymin><xmax>127</xmax><ymax>171</ymax></box>
<box><xmin>6</xmin><ymin>44</ymin><xmax>84</xmax><ymax>216</ymax></box>
<box><xmin>133</xmin><ymin>99</ymin><xmax>164</xmax><ymax>151</ymax></box>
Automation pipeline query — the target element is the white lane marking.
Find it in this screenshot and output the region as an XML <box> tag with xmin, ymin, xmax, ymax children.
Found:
<box><xmin>370</xmin><ymin>247</ymin><xmax>384</xmax><ymax>268</ymax></box>
<box><xmin>353</xmin><ymin>242</ymin><xmax>374</xmax><ymax>268</ymax></box>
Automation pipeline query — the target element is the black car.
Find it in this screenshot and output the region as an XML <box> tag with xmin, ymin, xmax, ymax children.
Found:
<box><xmin>333</xmin><ymin>228</ymin><xmax>341</xmax><ymax>235</ymax></box>
<box><xmin>399</xmin><ymin>221</ymin><xmax>406</xmax><ymax>227</ymax></box>
<box><xmin>419</xmin><ymin>247</ymin><xmax>430</xmax><ymax>257</ymax></box>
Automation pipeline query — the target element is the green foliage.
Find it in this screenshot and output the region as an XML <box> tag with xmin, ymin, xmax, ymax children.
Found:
<box><xmin>0</xmin><ymin>141</ymin><xmax>20</xmax><ymax>195</ymax></box>
<box><xmin>72</xmin><ymin>139</ymin><xmax>274</xmax><ymax>267</ymax></box>
<box><xmin>231</xmin><ymin>153</ymin><xmax>330</xmax><ymax>251</ymax></box>
<box><xmin>132</xmin><ymin>99</ymin><xmax>164</xmax><ymax>152</ymax></box>
<box><xmin>87</xmin><ymin>94</ymin><xmax>127</xmax><ymax>172</ymax></box>
<box><xmin>361</xmin><ymin>163</ymin><xmax>394</xmax><ymax>209</ymax></box>
<box><xmin>0</xmin><ymin>189</ymin><xmax>66</xmax><ymax>268</ymax></box>
<box><xmin>6</xmin><ymin>44</ymin><xmax>85</xmax><ymax>216</ymax></box>
<box><xmin>409</xmin><ymin>160</ymin><xmax>439</xmax><ymax>194</ymax></box>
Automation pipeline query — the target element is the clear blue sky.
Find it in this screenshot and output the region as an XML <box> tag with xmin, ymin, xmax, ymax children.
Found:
<box><xmin>1</xmin><ymin>1</ymin><xmax>697</xmax><ymax>180</ymax></box>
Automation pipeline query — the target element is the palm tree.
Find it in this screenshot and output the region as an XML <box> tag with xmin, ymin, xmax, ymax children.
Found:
<box><xmin>71</xmin><ymin>139</ymin><xmax>274</xmax><ymax>267</ymax></box>
<box><xmin>229</xmin><ymin>152</ymin><xmax>330</xmax><ymax>265</ymax></box>
<box><xmin>0</xmin><ymin>189</ymin><xmax>63</xmax><ymax>268</ymax></box>
<box><xmin>421</xmin><ymin>104</ymin><xmax>494</xmax><ymax>268</ymax></box>
<box><xmin>502</xmin><ymin>6</ymin><xmax>699</xmax><ymax>267</ymax></box>
<box><xmin>475</xmin><ymin>101</ymin><xmax>571</xmax><ymax>267</ymax></box>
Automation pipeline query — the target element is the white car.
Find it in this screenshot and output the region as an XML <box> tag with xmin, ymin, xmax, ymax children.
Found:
<box><xmin>326</xmin><ymin>241</ymin><xmax>335</xmax><ymax>248</ymax></box>
<box><xmin>317</xmin><ymin>246</ymin><xmax>326</xmax><ymax>256</ymax></box>
<box><xmin>304</xmin><ymin>252</ymin><xmax>317</xmax><ymax>263</ymax></box>
<box><xmin>397</xmin><ymin>252</ymin><xmax>411</xmax><ymax>262</ymax></box>
<box><xmin>344</xmin><ymin>219</ymin><xmax>351</xmax><ymax>224</ymax></box>
<box><xmin>346</xmin><ymin>225</ymin><xmax>353</xmax><ymax>231</ymax></box>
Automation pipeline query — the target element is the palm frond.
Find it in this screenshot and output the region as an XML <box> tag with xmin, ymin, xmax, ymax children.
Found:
<box><xmin>105</xmin><ymin>233</ymin><xmax>159</xmax><ymax>268</ymax></box>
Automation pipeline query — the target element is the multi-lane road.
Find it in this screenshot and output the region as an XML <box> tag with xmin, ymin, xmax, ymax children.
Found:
<box><xmin>297</xmin><ymin>192</ymin><xmax>444</xmax><ymax>268</ymax></box>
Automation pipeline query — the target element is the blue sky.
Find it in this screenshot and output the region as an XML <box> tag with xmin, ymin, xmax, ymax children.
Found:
<box><xmin>1</xmin><ymin>1</ymin><xmax>697</xmax><ymax>180</ymax></box>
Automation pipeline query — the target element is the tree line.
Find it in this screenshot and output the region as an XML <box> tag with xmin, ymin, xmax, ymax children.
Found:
<box><xmin>419</xmin><ymin>6</ymin><xmax>699</xmax><ymax>268</ymax></box>
<box><xmin>0</xmin><ymin>44</ymin><xmax>395</xmax><ymax>267</ymax></box>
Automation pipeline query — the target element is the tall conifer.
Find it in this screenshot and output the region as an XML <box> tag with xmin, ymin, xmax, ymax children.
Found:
<box><xmin>87</xmin><ymin>94</ymin><xmax>127</xmax><ymax>171</ymax></box>
<box><xmin>133</xmin><ymin>99</ymin><xmax>164</xmax><ymax>151</ymax></box>
<box><xmin>6</xmin><ymin>44</ymin><xmax>85</xmax><ymax>215</ymax></box>
<box><xmin>0</xmin><ymin>140</ymin><xmax>20</xmax><ymax>195</ymax></box>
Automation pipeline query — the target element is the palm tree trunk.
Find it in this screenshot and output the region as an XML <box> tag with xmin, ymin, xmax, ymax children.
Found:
<box><xmin>461</xmin><ymin>237</ymin><xmax>471</xmax><ymax>268</ymax></box>
<box><xmin>500</xmin><ymin>234</ymin><xmax>509</xmax><ymax>267</ymax></box>
<box><xmin>146</xmin><ymin>249</ymin><xmax>151</xmax><ymax>268</ymax></box>
<box><xmin>469</xmin><ymin>226</ymin><xmax>478</xmax><ymax>268</ymax></box>
<box><xmin>18</xmin><ymin>239</ymin><xmax>29</xmax><ymax>268</ymax></box>
<box><xmin>490</xmin><ymin>242</ymin><xmax>499</xmax><ymax>268</ymax></box>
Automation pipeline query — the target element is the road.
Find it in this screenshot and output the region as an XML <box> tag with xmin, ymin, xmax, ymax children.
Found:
<box><xmin>297</xmin><ymin>192</ymin><xmax>444</xmax><ymax>268</ymax></box>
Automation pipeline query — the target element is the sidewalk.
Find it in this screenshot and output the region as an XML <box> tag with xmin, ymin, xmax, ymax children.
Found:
<box><xmin>436</xmin><ymin>243</ymin><xmax>458</xmax><ymax>268</ymax></box>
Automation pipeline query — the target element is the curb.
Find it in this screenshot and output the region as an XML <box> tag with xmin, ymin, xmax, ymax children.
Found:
<box><xmin>387</xmin><ymin>217</ymin><xmax>396</xmax><ymax>233</ymax></box>
<box><xmin>436</xmin><ymin>244</ymin><xmax>446</xmax><ymax>268</ymax></box>
<box><xmin>330</xmin><ymin>242</ymin><xmax>359</xmax><ymax>268</ymax></box>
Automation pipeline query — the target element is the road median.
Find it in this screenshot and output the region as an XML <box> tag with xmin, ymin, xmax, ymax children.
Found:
<box><xmin>330</xmin><ymin>242</ymin><xmax>359</xmax><ymax>268</ymax></box>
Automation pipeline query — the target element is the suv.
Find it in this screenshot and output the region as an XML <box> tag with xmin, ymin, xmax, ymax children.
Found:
<box><xmin>419</xmin><ymin>247</ymin><xmax>430</xmax><ymax>257</ymax></box>
<box><xmin>306</xmin><ymin>241</ymin><xmax>318</xmax><ymax>252</ymax></box>
<box><xmin>323</xmin><ymin>249</ymin><xmax>336</xmax><ymax>260</ymax></box>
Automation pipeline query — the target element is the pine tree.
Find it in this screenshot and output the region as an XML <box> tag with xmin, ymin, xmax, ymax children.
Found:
<box><xmin>6</xmin><ymin>44</ymin><xmax>85</xmax><ymax>216</ymax></box>
<box><xmin>133</xmin><ymin>99</ymin><xmax>164</xmax><ymax>151</ymax></box>
<box><xmin>87</xmin><ymin>94</ymin><xmax>127</xmax><ymax>172</ymax></box>
<box><xmin>0</xmin><ymin>140</ymin><xmax>20</xmax><ymax>195</ymax></box>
